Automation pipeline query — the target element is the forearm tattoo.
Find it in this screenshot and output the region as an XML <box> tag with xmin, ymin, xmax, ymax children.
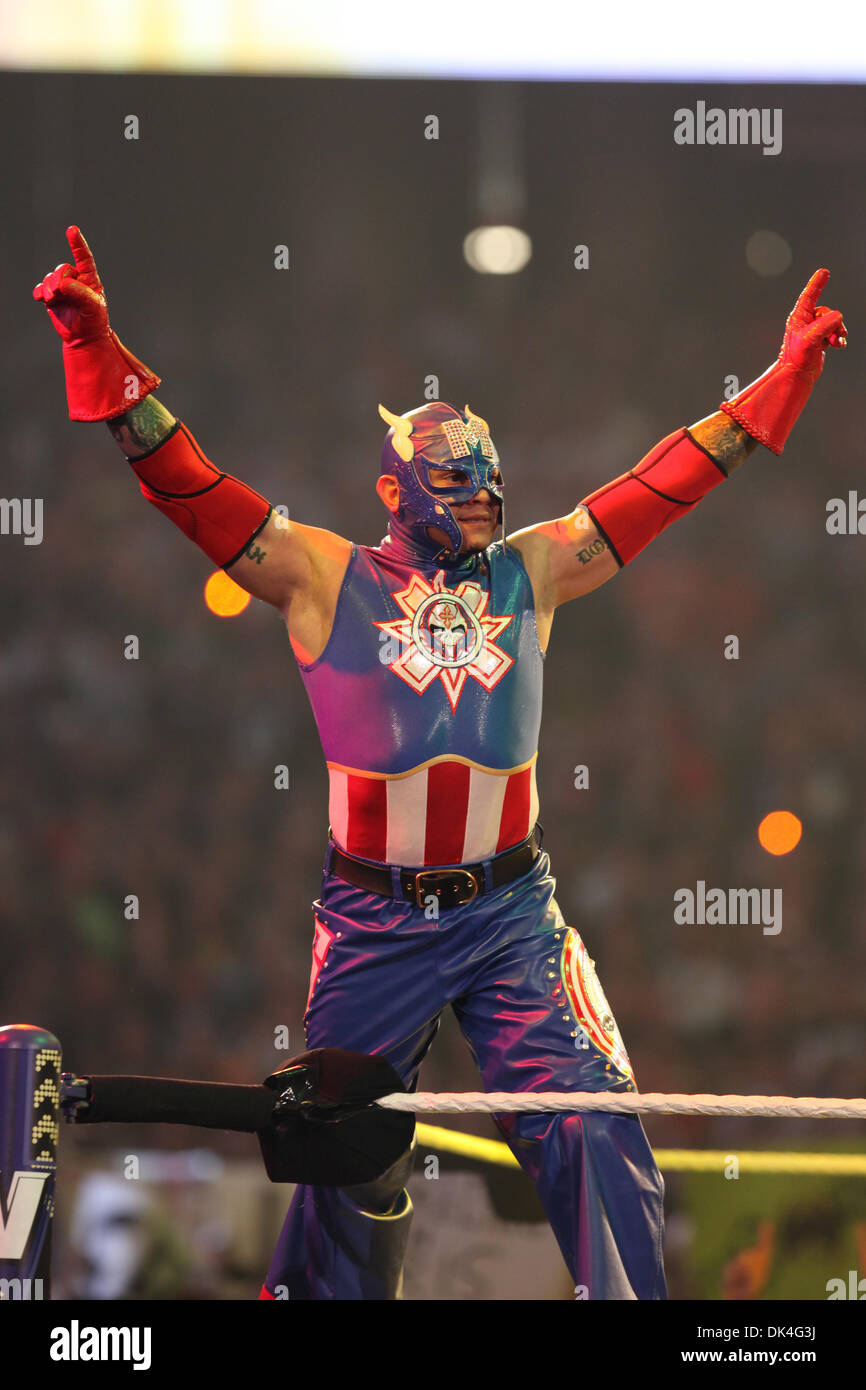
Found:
<box><xmin>688</xmin><ymin>412</ymin><xmax>759</xmax><ymax>475</ymax></box>
<box><xmin>107</xmin><ymin>395</ymin><xmax>177</xmax><ymax>459</ymax></box>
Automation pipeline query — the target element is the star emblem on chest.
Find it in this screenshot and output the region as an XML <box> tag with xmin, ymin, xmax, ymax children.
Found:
<box><xmin>374</xmin><ymin>569</ymin><xmax>514</xmax><ymax>712</ymax></box>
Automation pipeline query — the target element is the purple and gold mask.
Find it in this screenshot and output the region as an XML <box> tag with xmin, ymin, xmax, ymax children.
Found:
<box><xmin>379</xmin><ymin>401</ymin><xmax>504</xmax><ymax>559</ymax></box>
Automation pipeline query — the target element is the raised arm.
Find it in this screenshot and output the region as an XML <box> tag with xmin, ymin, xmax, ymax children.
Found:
<box><xmin>510</xmin><ymin>412</ymin><xmax>756</xmax><ymax>620</ymax></box>
<box><xmin>33</xmin><ymin>227</ymin><xmax>351</xmax><ymax>647</ymax></box>
<box><xmin>510</xmin><ymin>270</ymin><xmax>847</xmax><ymax>639</ymax></box>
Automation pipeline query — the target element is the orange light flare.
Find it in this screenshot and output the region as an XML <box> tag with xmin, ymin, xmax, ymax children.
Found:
<box><xmin>757</xmin><ymin>810</ymin><xmax>802</xmax><ymax>856</ymax></box>
<box><xmin>204</xmin><ymin>570</ymin><xmax>251</xmax><ymax>618</ymax></box>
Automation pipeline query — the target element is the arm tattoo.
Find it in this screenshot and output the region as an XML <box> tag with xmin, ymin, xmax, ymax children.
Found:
<box><xmin>107</xmin><ymin>395</ymin><xmax>177</xmax><ymax>459</ymax></box>
<box><xmin>688</xmin><ymin>412</ymin><xmax>759</xmax><ymax>475</ymax></box>
<box><xmin>576</xmin><ymin>536</ymin><xmax>608</xmax><ymax>564</ymax></box>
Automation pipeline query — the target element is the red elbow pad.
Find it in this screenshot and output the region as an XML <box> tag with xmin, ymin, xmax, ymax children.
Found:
<box><xmin>129</xmin><ymin>422</ymin><xmax>272</xmax><ymax>568</ymax></box>
<box><xmin>580</xmin><ymin>427</ymin><xmax>726</xmax><ymax>566</ymax></box>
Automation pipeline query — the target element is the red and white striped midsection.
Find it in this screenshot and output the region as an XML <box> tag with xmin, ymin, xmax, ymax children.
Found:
<box><xmin>327</xmin><ymin>755</ymin><xmax>539</xmax><ymax>867</ymax></box>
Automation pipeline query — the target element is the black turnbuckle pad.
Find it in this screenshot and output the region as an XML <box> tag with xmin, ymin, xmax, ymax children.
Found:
<box><xmin>258</xmin><ymin>1048</ymin><xmax>414</xmax><ymax>1184</ymax></box>
<box><xmin>55</xmin><ymin>1050</ymin><xmax>413</xmax><ymax>1186</ymax></box>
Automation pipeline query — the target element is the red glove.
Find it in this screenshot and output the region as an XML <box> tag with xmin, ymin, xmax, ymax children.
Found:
<box><xmin>720</xmin><ymin>269</ymin><xmax>847</xmax><ymax>454</ymax></box>
<box><xmin>32</xmin><ymin>226</ymin><xmax>160</xmax><ymax>421</ymax></box>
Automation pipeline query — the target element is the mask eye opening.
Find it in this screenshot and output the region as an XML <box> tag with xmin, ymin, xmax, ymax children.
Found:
<box><xmin>428</xmin><ymin>466</ymin><xmax>471</xmax><ymax>489</ymax></box>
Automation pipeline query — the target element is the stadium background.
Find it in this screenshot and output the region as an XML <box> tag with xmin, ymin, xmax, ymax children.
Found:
<box><xmin>1</xmin><ymin>57</ymin><xmax>864</xmax><ymax>1297</ymax></box>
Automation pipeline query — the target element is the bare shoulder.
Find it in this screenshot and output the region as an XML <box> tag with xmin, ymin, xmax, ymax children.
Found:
<box><xmin>503</xmin><ymin>526</ymin><xmax>556</xmax><ymax>653</ymax></box>
<box><xmin>277</xmin><ymin>521</ymin><xmax>353</xmax><ymax>664</ymax></box>
<box><xmin>505</xmin><ymin>522</ymin><xmax>553</xmax><ymax>594</ymax></box>
<box><xmin>505</xmin><ymin>520</ymin><xmax>561</xmax><ymax>610</ymax></box>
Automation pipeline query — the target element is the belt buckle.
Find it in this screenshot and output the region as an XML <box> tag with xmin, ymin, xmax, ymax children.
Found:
<box><xmin>413</xmin><ymin>868</ymin><xmax>479</xmax><ymax>910</ymax></box>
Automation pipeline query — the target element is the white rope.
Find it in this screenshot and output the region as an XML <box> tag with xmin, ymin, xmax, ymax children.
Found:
<box><xmin>375</xmin><ymin>1091</ymin><xmax>866</xmax><ymax>1119</ymax></box>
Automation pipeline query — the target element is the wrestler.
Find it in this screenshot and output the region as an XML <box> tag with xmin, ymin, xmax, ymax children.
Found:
<box><xmin>34</xmin><ymin>227</ymin><xmax>846</xmax><ymax>1299</ymax></box>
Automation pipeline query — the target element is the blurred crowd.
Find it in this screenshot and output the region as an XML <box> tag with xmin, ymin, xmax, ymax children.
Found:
<box><xmin>2</xmin><ymin>76</ymin><xmax>864</xmax><ymax>1178</ymax></box>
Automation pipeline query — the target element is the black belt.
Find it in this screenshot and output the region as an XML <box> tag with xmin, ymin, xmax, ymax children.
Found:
<box><xmin>326</xmin><ymin>824</ymin><xmax>543</xmax><ymax>910</ymax></box>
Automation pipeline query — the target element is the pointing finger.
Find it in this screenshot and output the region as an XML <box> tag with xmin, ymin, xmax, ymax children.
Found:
<box><xmin>66</xmin><ymin>225</ymin><xmax>97</xmax><ymax>277</ymax></box>
<box><xmin>795</xmin><ymin>268</ymin><xmax>830</xmax><ymax>317</ymax></box>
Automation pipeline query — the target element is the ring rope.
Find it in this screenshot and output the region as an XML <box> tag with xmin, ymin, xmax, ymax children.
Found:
<box><xmin>377</xmin><ymin>1091</ymin><xmax>866</xmax><ymax>1119</ymax></box>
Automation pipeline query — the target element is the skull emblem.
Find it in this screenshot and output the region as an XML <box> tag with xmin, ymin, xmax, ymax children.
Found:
<box><xmin>425</xmin><ymin>600</ymin><xmax>468</xmax><ymax>660</ymax></box>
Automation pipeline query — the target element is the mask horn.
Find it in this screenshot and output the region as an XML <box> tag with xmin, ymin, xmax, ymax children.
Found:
<box><xmin>378</xmin><ymin>404</ymin><xmax>415</xmax><ymax>462</ymax></box>
<box><xmin>464</xmin><ymin>403</ymin><xmax>490</xmax><ymax>433</ymax></box>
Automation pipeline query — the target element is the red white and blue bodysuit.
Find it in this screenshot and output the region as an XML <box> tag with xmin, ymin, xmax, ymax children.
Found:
<box><xmin>260</xmin><ymin>522</ymin><xmax>667</xmax><ymax>1300</ymax></box>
